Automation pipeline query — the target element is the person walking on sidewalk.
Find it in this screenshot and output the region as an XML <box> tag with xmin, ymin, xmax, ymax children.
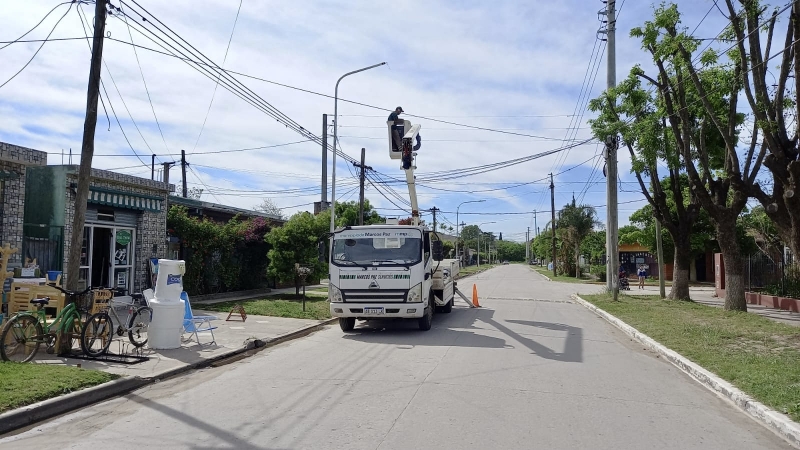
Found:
<box><xmin>637</xmin><ymin>265</ymin><xmax>647</xmax><ymax>289</ymax></box>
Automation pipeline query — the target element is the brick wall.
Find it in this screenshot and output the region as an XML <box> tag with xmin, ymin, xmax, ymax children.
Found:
<box><xmin>0</xmin><ymin>142</ymin><xmax>47</xmax><ymax>266</ymax></box>
<box><xmin>62</xmin><ymin>167</ymin><xmax>171</xmax><ymax>293</ymax></box>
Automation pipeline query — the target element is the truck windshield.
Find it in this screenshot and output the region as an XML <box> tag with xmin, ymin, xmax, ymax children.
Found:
<box><xmin>332</xmin><ymin>232</ymin><xmax>422</xmax><ymax>267</ymax></box>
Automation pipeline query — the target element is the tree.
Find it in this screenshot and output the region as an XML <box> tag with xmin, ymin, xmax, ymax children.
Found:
<box><xmin>255</xmin><ymin>198</ymin><xmax>284</xmax><ymax>219</ymax></box>
<box><xmin>187</xmin><ymin>187</ymin><xmax>203</xmax><ymax>200</ymax></box>
<box><xmin>556</xmin><ymin>200</ymin><xmax>599</xmax><ymax>278</ymax></box>
<box><xmin>335</xmin><ymin>199</ymin><xmax>383</xmax><ymax>226</ymax></box>
<box><xmin>590</xmin><ymin>75</ymin><xmax>702</xmax><ymax>300</ymax></box>
<box><xmin>591</xmin><ymin>4</ymin><xmax>764</xmax><ymax>309</ymax></box>
<box><xmin>580</xmin><ymin>229</ymin><xmax>606</xmax><ymax>264</ymax></box>
<box><xmin>266</xmin><ymin>210</ymin><xmax>329</xmax><ymax>294</ymax></box>
<box><xmin>721</xmin><ymin>0</ymin><xmax>800</xmax><ymax>264</ymax></box>
<box><xmin>496</xmin><ymin>241</ymin><xmax>526</xmax><ymax>262</ymax></box>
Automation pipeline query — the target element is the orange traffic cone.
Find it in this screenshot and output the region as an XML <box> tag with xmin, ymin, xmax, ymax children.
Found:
<box><xmin>472</xmin><ymin>284</ymin><xmax>481</xmax><ymax>307</ymax></box>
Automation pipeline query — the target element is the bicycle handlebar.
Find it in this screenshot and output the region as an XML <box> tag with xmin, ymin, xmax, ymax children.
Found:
<box><xmin>48</xmin><ymin>285</ymin><xmax>94</xmax><ymax>298</ymax></box>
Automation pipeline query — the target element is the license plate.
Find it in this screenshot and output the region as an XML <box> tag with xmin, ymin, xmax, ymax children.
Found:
<box><xmin>363</xmin><ymin>307</ymin><xmax>384</xmax><ymax>315</ymax></box>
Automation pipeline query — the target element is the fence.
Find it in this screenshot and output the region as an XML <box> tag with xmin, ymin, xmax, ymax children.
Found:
<box><xmin>22</xmin><ymin>224</ymin><xmax>64</xmax><ymax>274</ymax></box>
<box><xmin>745</xmin><ymin>250</ymin><xmax>799</xmax><ymax>299</ymax></box>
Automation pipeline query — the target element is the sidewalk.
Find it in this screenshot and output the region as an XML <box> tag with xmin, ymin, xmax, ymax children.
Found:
<box><xmin>0</xmin><ymin>309</ymin><xmax>333</xmax><ymax>435</ymax></box>
<box><xmin>626</xmin><ymin>285</ymin><xmax>800</xmax><ymax>327</ymax></box>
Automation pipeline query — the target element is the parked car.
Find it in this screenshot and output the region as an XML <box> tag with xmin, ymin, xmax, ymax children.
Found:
<box><xmin>502</xmin><ymin>260</ymin><xmax>509</xmax><ymax>265</ymax></box>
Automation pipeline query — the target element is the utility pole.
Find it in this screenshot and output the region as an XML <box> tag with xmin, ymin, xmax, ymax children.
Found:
<box><xmin>151</xmin><ymin>154</ymin><xmax>156</xmax><ymax>180</ymax></box>
<box><xmin>605</xmin><ymin>0</ymin><xmax>619</xmax><ymax>300</ymax></box>
<box><xmin>430</xmin><ymin>207</ymin><xmax>440</xmax><ymax>232</ymax></box>
<box><xmin>534</xmin><ymin>210</ymin><xmax>538</xmax><ymax>237</ymax></box>
<box><xmin>655</xmin><ymin>216</ymin><xmax>666</xmax><ymax>298</ymax></box>
<box><xmin>321</xmin><ymin>113</ymin><xmax>328</xmax><ymax>210</ymax></box>
<box><xmin>459</xmin><ymin>221</ymin><xmax>466</xmax><ymax>264</ymax></box>
<box><xmin>550</xmin><ymin>173</ymin><xmax>557</xmax><ymax>278</ymax></box>
<box><xmin>526</xmin><ymin>227</ymin><xmax>530</xmax><ymax>263</ymax></box>
<box><xmin>64</xmin><ymin>0</ymin><xmax>106</xmax><ymax>352</ymax></box>
<box><xmin>353</xmin><ymin>148</ymin><xmax>372</xmax><ymax>225</ymax></box>
<box><xmin>180</xmin><ymin>149</ymin><xmax>188</xmax><ymax>198</ymax></box>
<box><xmin>162</xmin><ymin>161</ymin><xmax>175</xmax><ymax>186</ymax></box>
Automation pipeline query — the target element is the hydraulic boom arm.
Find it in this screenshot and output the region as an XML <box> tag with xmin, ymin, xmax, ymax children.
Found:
<box><xmin>387</xmin><ymin>120</ymin><xmax>422</xmax><ymax>225</ymax></box>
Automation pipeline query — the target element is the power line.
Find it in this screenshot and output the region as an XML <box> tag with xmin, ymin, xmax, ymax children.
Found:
<box><xmin>119</xmin><ymin>2</ymin><xmax>170</xmax><ymax>160</ymax></box>
<box><xmin>0</xmin><ymin>1</ymin><xmax>72</xmax><ymax>50</ymax></box>
<box><xmin>0</xmin><ymin>2</ymin><xmax>74</xmax><ymax>90</ymax></box>
<box><xmin>102</xmin><ymin>34</ymin><xmax>587</xmax><ymax>141</ymax></box>
<box><xmin>191</xmin><ymin>0</ymin><xmax>242</xmax><ymax>152</ymax></box>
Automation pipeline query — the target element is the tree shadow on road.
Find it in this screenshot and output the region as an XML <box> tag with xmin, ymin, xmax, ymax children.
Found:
<box><xmin>501</xmin><ymin>319</ymin><xmax>583</xmax><ymax>363</ymax></box>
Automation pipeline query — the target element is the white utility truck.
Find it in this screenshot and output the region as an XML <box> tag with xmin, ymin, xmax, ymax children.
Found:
<box><xmin>328</xmin><ymin>118</ymin><xmax>460</xmax><ymax>331</ymax></box>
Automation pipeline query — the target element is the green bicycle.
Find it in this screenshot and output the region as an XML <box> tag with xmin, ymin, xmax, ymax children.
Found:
<box><xmin>0</xmin><ymin>286</ymin><xmax>92</xmax><ymax>362</ymax></box>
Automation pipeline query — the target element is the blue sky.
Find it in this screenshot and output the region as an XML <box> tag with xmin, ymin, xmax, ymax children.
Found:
<box><xmin>0</xmin><ymin>0</ymin><xmax>736</xmax><ymax>242</ymax></box>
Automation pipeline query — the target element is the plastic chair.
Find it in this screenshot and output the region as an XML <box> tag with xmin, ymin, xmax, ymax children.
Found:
<box><xmin>181</xmin><ymin>291</ymin><xmax>218</xmax><ymax>346</ymax></box>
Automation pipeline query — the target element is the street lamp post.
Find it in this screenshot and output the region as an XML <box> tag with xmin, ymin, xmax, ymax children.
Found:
<box><xmin>330</xmin><ymin>62</ymin><xmax>386</xmax><ymax>234</ymax></box>
<box><xmin>456</xmin><ymin>199</ymin><xmax>485</xmax><ymax>265</ymax></box>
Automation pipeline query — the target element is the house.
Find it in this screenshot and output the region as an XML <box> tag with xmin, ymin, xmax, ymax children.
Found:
<box><xmin>24</xmin><ymin>163</ymin><xmax>171</xmax><ymax>294</ymax></box>
<box><xmin>0</xmin><ymin>142</ymin><xmax>47</xmax><ymax>270</ymax></box>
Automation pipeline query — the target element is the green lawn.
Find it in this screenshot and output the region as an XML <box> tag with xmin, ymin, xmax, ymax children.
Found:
<box><xmin>0</xmin><ymin>363</ymin><xmax>116</xmax><ymax>413</ymax></box>
<box><xmin>202</xmin><ymin>294</ymin><xmax>331</xmax><ymax>320</ymax></box>
<box><xmin>533</xmin><ymin>266</ymin><xmax>593</xmax><ymax>283</ymax></box>
<box><xmin>457</xmin><ymin>264</ymin><xmax>498</xmax><ymax>278</ymax></box>
<box><xmin>582</xmin><ymin>293</ymin><xmax>800</xmax><ymax>421</ymax></box>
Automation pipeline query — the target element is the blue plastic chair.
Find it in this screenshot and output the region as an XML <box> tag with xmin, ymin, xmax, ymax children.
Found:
<box><xmin>181</xmin><ymin>291</ymin><xmax>218</xmax><ymax>346</ymax></box>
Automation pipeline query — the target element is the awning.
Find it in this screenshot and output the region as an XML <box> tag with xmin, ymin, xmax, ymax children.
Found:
<box><xmin>88</xmin><ymin>187</ymin><xmax>163</xmax><ymax>212</ymax></box>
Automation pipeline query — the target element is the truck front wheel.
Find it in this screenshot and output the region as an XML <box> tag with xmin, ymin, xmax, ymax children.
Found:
<box><xmin>418</xmin><ymin>296</ymin><xmax>433</xmax><ymax>331</ymax></box>
<box><xmin>339</xmin><ymin>318</ymin><xmax>356</xmax><ymax>331</ymax></box>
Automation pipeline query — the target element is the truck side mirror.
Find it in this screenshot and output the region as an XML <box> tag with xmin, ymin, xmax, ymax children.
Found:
<box><xmin>431</xmin><ymin>240</ymin><xmax>444</xmax><ymax>261</ymax></box>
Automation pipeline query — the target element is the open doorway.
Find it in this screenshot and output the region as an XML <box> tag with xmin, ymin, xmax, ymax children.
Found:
<box><xmin>91</xmin><ymin>227</ymin><xmax>112</xmax><ymax>288</ymax></box>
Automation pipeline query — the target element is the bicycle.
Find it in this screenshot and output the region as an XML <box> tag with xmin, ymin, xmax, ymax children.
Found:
<box><xmin>0</xmin><ymin>286</ymin><xmax>93</xmax><ymax>362</ymax></box>
<box><xmin>81</xmin><ymin>291</ymin><xmax>153</xmax><ymax>357</ymax></box>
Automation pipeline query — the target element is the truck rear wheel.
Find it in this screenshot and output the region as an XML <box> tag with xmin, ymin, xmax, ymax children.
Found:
<box><xmin>339</xmin><ymin>318</ymin><xmax>356</xmax><ymax>331</ymax></box>
<box><xmin>441</xmin><ymin>298</ymin><xmax>453</xmax><ymax>314</ymax></box>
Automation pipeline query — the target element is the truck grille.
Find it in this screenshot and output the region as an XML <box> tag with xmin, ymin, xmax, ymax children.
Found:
<box><xmin>342</xmin><ymin>289</ymin><xmax>408</xmax><ymax>303</ymax></box>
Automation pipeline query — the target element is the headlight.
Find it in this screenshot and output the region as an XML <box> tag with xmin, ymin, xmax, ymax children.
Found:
<box><xmin>329</xmin><ymin>284</ymin><xmax>343</xmax><ymax>303</ymax></box>
<box><xmin>407</xmin><ymin>282</ymin><xmax>423</xmax><ymax>303</ymax></box>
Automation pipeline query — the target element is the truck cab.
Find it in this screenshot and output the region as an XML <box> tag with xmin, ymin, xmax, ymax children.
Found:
<box><xmin>328</xmin><ymin>223</ymin><xmax>456</xmax><ymax>331</ymax></box>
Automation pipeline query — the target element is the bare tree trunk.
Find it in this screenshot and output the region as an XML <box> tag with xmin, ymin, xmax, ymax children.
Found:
<box><xmin>717</xmin><ymin>221</ymin><xmax>747</xmax><ymax>311</ymax></box>
<box><xmin>670</xmin><ymin>243</ymin><xmax>692</xmax><ymax>301</ymax></box>
<box><xmin>575</xmin><ymin>242</ymin><xmax>581</xmax><ymax>278</ymax></box>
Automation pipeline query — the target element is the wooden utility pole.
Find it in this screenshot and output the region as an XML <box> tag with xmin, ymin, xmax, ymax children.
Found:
<box><xmin>181</xmin><ymin>150</ymin><xmax>188</xmax><ymax>198</ymax></box>
<box><xmin>430</xmin><ymin>207</ymin><xmax>440</xmax><ymax>232</ymax></box>
<box><xmin>550</xmin><ymin>173</ymin><xmax>557</xmax><ymax>277</ymax></box>
<box><xmin>151</xmin><ymin>154</ymin><xmax>155</xmax><ymax>180</ymax></box>
<box><xmin>66</xmin><ymin>0</ymin><xmax>106</xmax><ymax>292</ymax></box>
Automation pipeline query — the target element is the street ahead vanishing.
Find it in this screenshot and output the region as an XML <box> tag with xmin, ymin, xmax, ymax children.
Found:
<box><xmin>0</xmin><ymin>265</ymin><xmax>790</xmax><ymax>449</ymax></box>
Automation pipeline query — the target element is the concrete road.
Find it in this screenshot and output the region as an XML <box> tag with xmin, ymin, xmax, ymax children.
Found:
<box><xmin>1</xmin><ymin>265</ymin><xmax>791</xmax><ymax>449</ymax></box>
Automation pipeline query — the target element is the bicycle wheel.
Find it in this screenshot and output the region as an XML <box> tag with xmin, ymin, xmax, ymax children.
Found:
<box><xmin>128</xmin><ymin>306</ymin><xmax>153</xmax><ymax>347</ymax></box>
<box><xmin>0</xmin><ymin>315</ymin><xmax>42</xmax><ymax>362</ymax></box>
<box><xmin>81</xmin><ymin>312</ymin><xmax>112</xmax><ymax>357</ymax></box>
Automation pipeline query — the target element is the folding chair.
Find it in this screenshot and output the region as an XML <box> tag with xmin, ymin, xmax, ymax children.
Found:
<box><xmin>181</xmin><ymin>291</ymin><xmax>218</xmax><ymax>346</ymax></box>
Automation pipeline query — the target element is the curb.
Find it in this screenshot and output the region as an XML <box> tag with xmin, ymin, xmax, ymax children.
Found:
<box><xmin>0</xmin><ymin>318</ymin><xmax>336</xmax><ymax>437</ymax></box>
<box><xmin>572</xmin><ymin>294</ymin><xmax>800</xmax><ymax>449</ymax></box>
<box><xmin>530</xmin><ymin>267</ymin><xmax>552</xmax><ymax>281</ymax></box>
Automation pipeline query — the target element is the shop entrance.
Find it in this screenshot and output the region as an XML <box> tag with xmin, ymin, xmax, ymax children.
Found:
<box><xmin>79</xmin><ymin>224</ymin><xmax>135</xmax><ymax>292</ymax></box>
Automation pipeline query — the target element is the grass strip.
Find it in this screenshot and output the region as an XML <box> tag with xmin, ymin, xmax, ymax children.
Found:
<box><xmin>0</xmin><ymin>363</ymin><xmax>116</xmax><ymax>413</ymax></box>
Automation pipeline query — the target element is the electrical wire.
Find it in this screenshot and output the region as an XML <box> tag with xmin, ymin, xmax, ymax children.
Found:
<box><xmin>0</xmin><ymin>2</ymin><xmax>74</xmax><ymax>90</ymax></box>
<box><xmin>191</xmin><ymin>0</ymin><xmax>242</xmax><ymax>152</ymax></box>
<box><xmin>0</xmin><ymin>1</ymin><xmax>73</xmax><ymax>50</ymax></box>
<box><xmin>119</xmin><ymin>2</ymin><xmax>169</xmax><ymax>160</ymax></box>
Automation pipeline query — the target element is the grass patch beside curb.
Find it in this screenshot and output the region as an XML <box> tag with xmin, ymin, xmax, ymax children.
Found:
<box><xmin>0</xmin><ymin>363</ymin><xmax>116</xmax><ymax>413</ymax></box>
<box><xmin>581</xmin><ymin>293</ymin><xmax>800</xmax><ymax>421</ymax></box>
<box><xmin>202</xmin><ymin>294</ymin><xmax>331</xmax><ymax>320</ymax></box>
<box><xmin>533</xmin><ymin>266</ymin><xmax>593</xmax><ymax>283</ymax></box>
<box><xmin>457</xmin><ymin>264</ymin><xmax>497</xmax><ymax>278</ymax></box>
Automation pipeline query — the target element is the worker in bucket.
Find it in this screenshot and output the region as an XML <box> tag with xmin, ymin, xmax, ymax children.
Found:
<box><xmin>388</xmin><ymin>106</ymin><xmax>404</xmax><ymax>152</ymax></box>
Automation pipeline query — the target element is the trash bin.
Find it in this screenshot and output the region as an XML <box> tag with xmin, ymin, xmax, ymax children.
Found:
<box><xmin>148</xmin><ymin>259</ymin><xmax>186</xmax><ymax>350</ymax></box>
